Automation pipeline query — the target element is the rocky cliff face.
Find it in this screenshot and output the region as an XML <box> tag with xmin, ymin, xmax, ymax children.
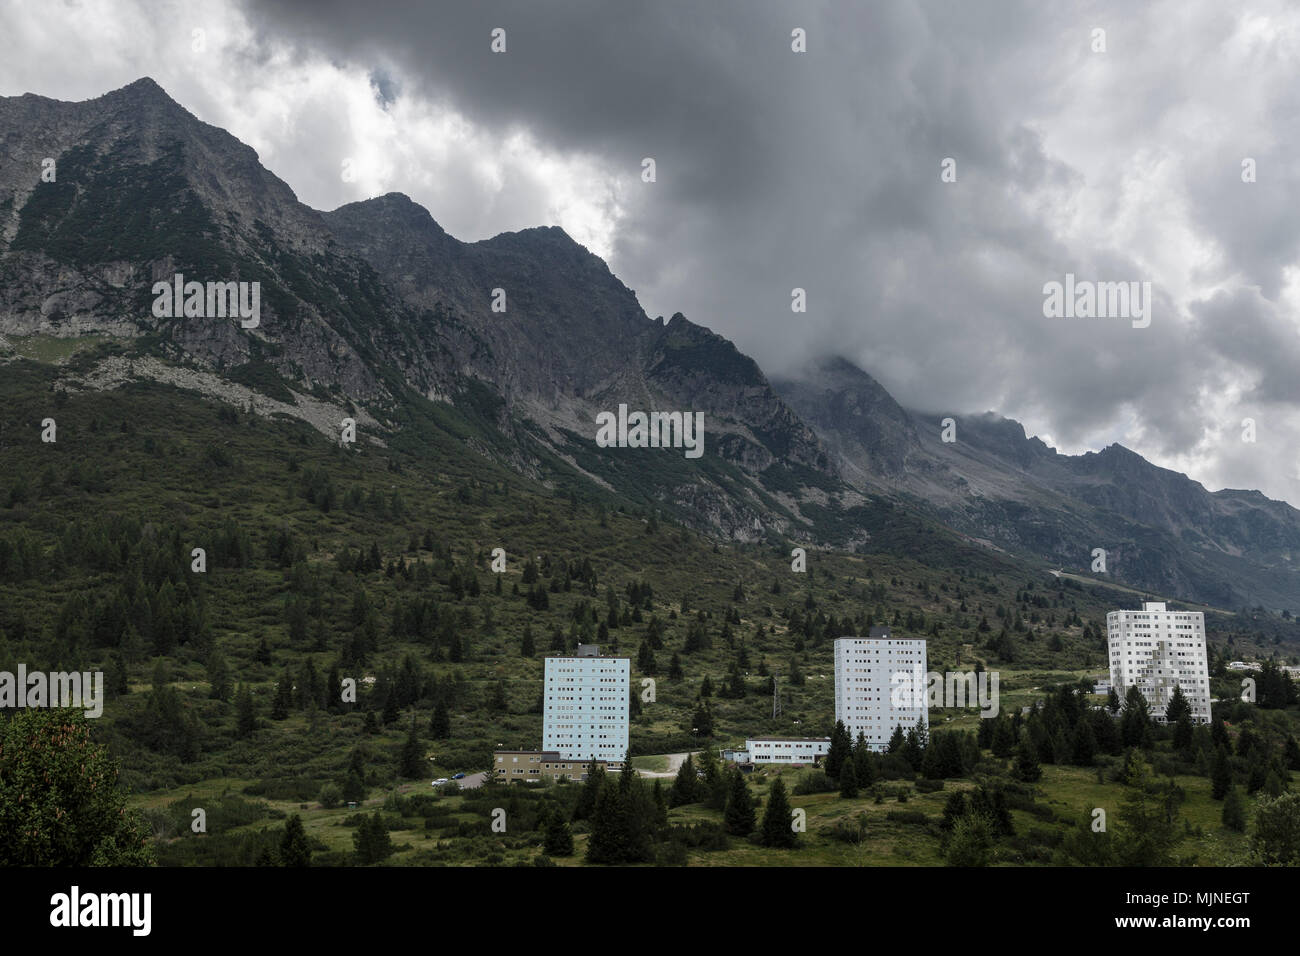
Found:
<box><xmin>773</xmin><ymin>356</ymin><xmax>1300</xmax><ymax>610</ymax></box>
<box><xmin>0</xmin><ymin>77</ymin><xmax>445</xmax><ymax>402</ymax></box>
<box><xmin>0</xmin><ymin>78</ymin><xmax>837</xmax><ymax>543</ymax></box>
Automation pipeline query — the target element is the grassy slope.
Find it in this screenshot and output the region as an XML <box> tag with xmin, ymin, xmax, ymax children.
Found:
<box><xmin>0</xmin><ymin>345</ymin><xmax>1296</xmax><ymax>866</ymax></box>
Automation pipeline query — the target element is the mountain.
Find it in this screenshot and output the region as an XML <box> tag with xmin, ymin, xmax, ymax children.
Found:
<box><xmin>772</xmin><ymin>357</ymin><xmax>1300</xmax><ymax>611</ymax></box>
<box><xmin>0</xmin><ymin>78</ymin><xmax>840</xmax><ymax>544</ymax></box>
<box><xmin>2</xmin><ymin>78</ymin><xmax>1297</xmax><ymax>610</ymax></box>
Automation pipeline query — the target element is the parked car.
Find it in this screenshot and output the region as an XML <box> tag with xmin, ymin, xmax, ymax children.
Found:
<box><xmin>431</xmin><ymin>778</ymin><xmax>450</xmax><ymax>787</ymax></box>
<box><xmin>452</xmin><ymin>772</ymin><xmax>466</xmax><ymax>780</ymax></box>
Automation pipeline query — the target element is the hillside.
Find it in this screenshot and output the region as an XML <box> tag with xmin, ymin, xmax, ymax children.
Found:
<box><xmin>1</xmin><ymin>347</ymin><xmax>1298</xmax><ymax>865</ymax></box>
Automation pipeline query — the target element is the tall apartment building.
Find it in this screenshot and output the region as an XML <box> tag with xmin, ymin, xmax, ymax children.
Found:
<box><xmin>834</xmin><ymin>627</ymin><xmax>928</xmax><ymax>751</ymax></box>
<box><xmin>542</xmin><ymin>646</ymin><xmax>630</xmax><ymax>762</ymax></box>
<box><xmin>1107</xmin><ymin>602</ymin><xmax>1211</xmax><ymax>723</ymax></box>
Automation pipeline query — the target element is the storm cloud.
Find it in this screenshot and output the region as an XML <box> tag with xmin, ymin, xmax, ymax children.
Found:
<box><xmin>3</xmin><ymin>0</ymin><xmax>1298</xmax><ymax>503</ymax></box>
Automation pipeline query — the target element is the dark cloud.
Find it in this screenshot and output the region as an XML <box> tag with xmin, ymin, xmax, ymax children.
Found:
<box><xmin>9</xmin><ymin>0</ymin><xmax>1291</xmax><ymax>500</ymax></box>
<box><xmin>239</xmin><ymin>0</ymin><xmax>1300</xmax><ymax>502</ymax></box>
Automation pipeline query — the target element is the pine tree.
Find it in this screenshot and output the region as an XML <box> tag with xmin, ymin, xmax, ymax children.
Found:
<box><xmin>990</xmin><ymin>717</ymin><xmax>1015</xmax><ymax>758</ymax></box>
<box><xmin>637</xmin><ymin>640</ymin><xmax>656</xmax><ymax>675</ymax></box>
<box><xmin>1013</xmin><ymin>736</ymin><xmax>1042</xmax><ymax>782</ymax></box>
<box><xmin>688</xmin><ymin>699</ymin><xmax>714</xmax><ymax>737</ymax></box>
<box><xmin>698</xmin><ymin>747</ymin><xmax>728</xmax><ymax>810</ymax></box>
<box><xmin>1285</xmin><ymin>735</ymin><xmax>1300</xmax><ymax>772</ymax></box>
<box><xmin>429</xmin><ymin>700</ymin><xmax>451</xmax><ymax>739</ymax></box>
<box><xmin>1165</xmin><ymin>684</ymin><xmax>1191</xmax><ymax>724</ymax></box>
<box><xmin>206</xmin><ymin>650</ymin><xmax>231</xmax><ymax>701</ymax></box>
<box><xmin>342</xmin><ymin>771</ymin><xmax>366</xmax><ymax>804</ymax></box>
<box><xmin>669</xmin><ymin>754</ymin><xmax>703</xmax><ymax>806</ymax></box>
<box><xmin>902</xmin><ymin>720</ymin><xmax>926</xmax><ymax>771</ymax></box>
<box><xmin>668</xmin><ymin>652</ymin><xmax>683</xmax><ymax>680</ymax></box>
<box><xmin>852</xmin><ymin>732</ymin><xmax>874</xmax><ymax>785</ymax></box>
<box><xmin>573</xmin><ymin>759</ymin><xmax>605</xmax><ymax>820</ymax></box>
<box><xmin>1211</xmin><ymin>745</ymin><xmax>1233</xmax><ymax>800</ymax></box>
<box><xmin>940</xmin><ymin>791</ymin><xmax>968</xmax><ymax>831</ymax></box>
<box><xmin>271</xmin><ymin>667</ymin><xmax>293</xmax><ymax>720</ymax></box>
<box><xmin>235</xmin><ymin>684</ymin><xmax>256</xmax><ymax>738</ymax></box>
<box><xmin>825</xmin><ymin>720</ymin><xmax>852</xmax><ymax>778</ymax></box>
<box><xmin>542</xmin><ymin>806</ymin><xmax>574</xmax><ymax>856</ymax></box>
<box><xmin>326</xmin><ymin>665</ymin><xmax>343</xmax><ymax>712</ymax></box>
<box><xmin>376</xmin><ymin>685</ymin><xmax>398</xmax><ymax>724</ymax></box>
<box><xmin>399</xmin><ymin>724</ymin><xmax>424</xmax><ymax>778</ymax></box>
<box><xmin>1250</xmin><ymin>792</ymin><xmax>1300</xmax><ymax>865</ymax></box>
<box><xmin>944</xmin><ymin>812</ymin><xmax>994</xmax><ymax>866</ymax></box>
<box><xmin>886</xmin><ymin>724</ymin><xmax>906</xmax><ymax>756</ymax></box>
<box><xmin>1070</xmin><ymin>719</ymin><xmax>1096</xmax><ymax>766</ymax></box>
<box><xmin>353</xmin><ymin>812</ymin><xmax>393</xmax><ymax>864</ymax></box>
<box><xmin>1114</xmin><ymin>759</ymin><xmax>1180</xmax><ymax>866</ymax></box>
<box><xmin>723</xmin><ymin>768</ymin><xmax>756</xmax><ymax>835</ymax></box>
<box><xmin>1120</xmin><ymin>686</ymin><xmax>1152</xmax><ymax>748</ymax></box>
<box><xmin>587</xmin><ymin>758</ymin><xmax>652</xmax><ymax>864</ymax></box>
<box><xmin>280</xmin><ymin>814</ymin><xmax>312</xmax><ymax>867</ymax></box>
<box><xmin>839</xmin><ymin>757</ymin><xmax>859</xmax><ymax>798</ymax></box>
<box><xmin>761</xmin><ymin>778</ymin><xmax>797</xmax><ymax>847</ymax></box>
<box><xmin>521</xmin><ymin>625</ymin><xmax>535</xmax><ymax>658</ymax></box>
<box><xmin>651</xmin><ymin>779</ymin><xmax>669</xmax><ymax>828</ymax></box>
<box><xmin>1222</xmin><ymin>786</ymin><xmax>1246</xmax><ymax>832</ymax></box>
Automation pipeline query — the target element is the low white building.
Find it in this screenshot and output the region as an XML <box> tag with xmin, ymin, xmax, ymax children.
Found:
<box><xmin>745</xmin><ymin>737</ymin><xmax>830</xmax><ymax>764</ymax></box>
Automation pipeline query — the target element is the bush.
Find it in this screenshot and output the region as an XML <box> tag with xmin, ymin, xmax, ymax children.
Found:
<box><xmin>827</xmin><ymin>814</ymin><xmax>869</xmax><ymax>844</ymax></box>
<box><xmin>885</xmin><ymin>809</ymin><xmax>930</xmax><ymax>826</ymax></box>
<box><xmin>318</xmin><ymin>783</ymin><xmax>342</xmax><ymax>809</ymax></box>
<box><xmin>656</xmin><ymin>841</ymin><xmax>690</xmax><ymax>866</ymax></box>
<box><xmin>793</xmin><ymin>770</ymin><xmax>836</xmax><ymax>795</ymax></box>
<box><xmin>665</xmin><ymin>822</ymin><xmax>729</xmax><ymax>851</ymax></box>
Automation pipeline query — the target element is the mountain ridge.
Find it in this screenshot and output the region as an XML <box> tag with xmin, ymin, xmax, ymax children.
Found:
<box><xmin>1</xmin><ymin>77</ymin><xmax>1296</xmax><ymax>609</ymax></box>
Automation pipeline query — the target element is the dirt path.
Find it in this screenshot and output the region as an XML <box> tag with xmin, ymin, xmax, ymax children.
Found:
<box><xmin>637</xmin><ymin>752</ymin><xmax>698</xmax><ymax>779</ymax></box>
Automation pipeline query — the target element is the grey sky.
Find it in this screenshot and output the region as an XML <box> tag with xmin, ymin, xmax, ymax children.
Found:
<box><xmin>2</xmin><ymin>0</ymin><xmax>1298</xmax><ymax>505</ymax></box>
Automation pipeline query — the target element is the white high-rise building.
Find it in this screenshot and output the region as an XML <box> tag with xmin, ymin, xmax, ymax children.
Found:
<box><xmin>834</xmin><ymin>628</ymin><xmax>928</xmax><ymax>751</ymax></box>
<box><xmin>542</xmin><ymin>647</ymin><xmax>630</xmax><ymax>761</ymax></box>
<box><xmin>1107</xmin><ymin>602</ymin><xmax>1211</xmax><ymax>723</ymax></box>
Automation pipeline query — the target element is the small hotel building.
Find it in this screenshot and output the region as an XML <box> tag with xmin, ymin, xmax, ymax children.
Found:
<box><xmin>493</xmin><ymin>750</ymin><xmax>625</xmax><ymax>783</ymax></box>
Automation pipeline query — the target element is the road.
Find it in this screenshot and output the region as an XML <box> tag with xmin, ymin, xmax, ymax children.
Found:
<box><xmin>454</xmin><ymin>771</ymin><xmax>488</xmax><ymax>790</ymax></box>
